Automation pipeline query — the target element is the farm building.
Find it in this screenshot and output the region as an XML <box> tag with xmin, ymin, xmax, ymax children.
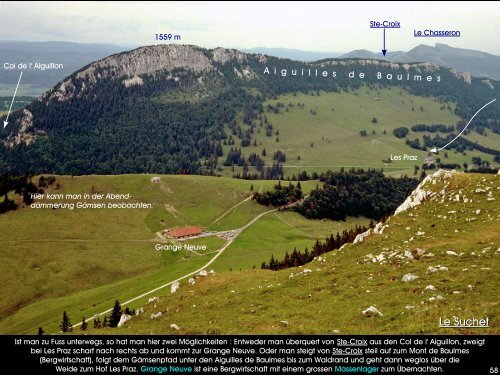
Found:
<box><xmin>423</xmin><ymin>157</ymin><xmax>436</xmax><ymax>166</ymax></box>
<box><xmin>151</xmin><ymin>177</ymin><xmax>161</xmax><ymax>183</ymax></box>
<box><xmin>167</xmin><ymin>226</ymin><xmax>203</xmax><ymax>239</ymax></box>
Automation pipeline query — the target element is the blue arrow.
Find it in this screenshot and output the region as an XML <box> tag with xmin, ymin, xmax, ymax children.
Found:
<box><xmin>382</xmin><ymin>28</ymin><xmax>387</xmax><ymax>56</ymax></box>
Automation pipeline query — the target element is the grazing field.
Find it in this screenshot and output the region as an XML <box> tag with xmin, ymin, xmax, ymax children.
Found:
<box><xmin>97</xmin><ymin>172</ymin><xmax>499</xmax><ymax>335</ymax></box>
<box><xmin>0</xmin><ymin>174</ymin><xmax>352</xmax><ymax>333</ymax></box>
<box><xmin>212</xmin><ymin>213</ymin><xmax>370</xmax><ymax>272</ymax></box>
<box><xmin>223</xmin><ymin>87</ymin><xmax>499</xmax><ymax>178</ymax></box>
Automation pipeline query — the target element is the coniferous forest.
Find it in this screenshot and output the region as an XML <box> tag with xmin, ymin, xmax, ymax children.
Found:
<box><xmin>0</xmin><ymin>174</ymin><xmax>56</xmax><ymax>214</ymax></box>
<box><xmin>261</xmin><ymin>224</ymin><xmax>369</xmax><ymax>270</ymax></box>
<box><xmin>255</xmin><ymin>169</ymin><xmax>418</xmax><ymax>222</ymax></box>
<box><xmin>258</xmin><ymin>169</ymin><xmax>418</xmax><ymax>271</ymax></box>
<box><xmin>0</xmin><ymin>45</ymin><xmax>498</xmax><ymax>176</ymax></box>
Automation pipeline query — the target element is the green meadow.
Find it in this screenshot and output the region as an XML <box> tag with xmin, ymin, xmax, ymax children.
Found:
<box><xmin>0</xmin><ymin>174</ymin><xmax>345</xmax><ymax>333</ymax></box>
<box><xmin>1</xmin><ymin>87</ymin><xmax>498</xmax><ymax>335</ymax></box>
<box><xmin>223</xmin><ymin>87</ymin><xmax>498</xmax><ymax>177</ymax></box>
<box><xmin>99</xmin><ymin>173</ymin><xmax>499</xmax><ymax>335</ymax></box>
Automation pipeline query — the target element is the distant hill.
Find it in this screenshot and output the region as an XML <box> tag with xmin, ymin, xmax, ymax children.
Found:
<box><xmin>340</xmin><ymin>49</ymin><xmax>413</xmax><ymax>62</ymax></box>
<box><xmin>242</xmin><ymin>47</ymin><xmax>342</xmax><ymax>61</ymax></box>
<box><xmin>0</xmin><ymin>41</ymin><xmax>126</xmax><ymax>94</ymax></box>
<box><xmin>407</xmin><ymin>44</ymin><xmax>500</xmax><ymax>80</ymax></box>
<box><xmin>339</xmin><ymin>49</ymin><xmax>389</xmax><ymax>60</ymax></box>
<box><xmin>340</xmin><ymin>44</ymin><xmax>500</xmax><ymax>80</ymax></box>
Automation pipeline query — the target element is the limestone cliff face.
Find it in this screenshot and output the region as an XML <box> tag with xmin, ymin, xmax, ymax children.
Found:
<box><xmin>45</xmin><ymin>45</ymin><xmax>256</xmax><ymax>103</ymax></box>
<box><xmin>317</xmin><ymin>59</ymin><xmax>441</xmax><ymax>73</ymax></box>
<box><xmin>3</xmin><ymin>109</ymin><xmax>45</xmax><ymax>148</ymax></box>
<box><xmin>76</xmin><ymin>45</ymin><xmax>213</xmax><ymax>81</ymax></box>
<box><xmin>4</xmin><ymin>45</ymin><xmax>262</xmax><ymax>147</ymax></box>
<box><xmin>450</xmin><ymin>69</ymin><xmax>472</xmax><ymax>84</ymax></box>
<box><xmin>481</xmin><ymin>79</ymin><xmax>495</xmax><ymax>90</ymax></box>
<box><xmin>212</xmin><ymin>47</ymin><xmax>247</xmax><ymax>64</ymax></box>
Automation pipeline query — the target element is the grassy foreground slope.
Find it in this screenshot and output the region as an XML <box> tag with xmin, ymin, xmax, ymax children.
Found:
<box><xmin>0</xmin><ymin>174</ymin><xmax>329</xmax><ymax>334</ymax></box>
<box><xmin>104</xmin><ymin>171</ymin><xmax>499</xmax><ymax>334</ymax></box>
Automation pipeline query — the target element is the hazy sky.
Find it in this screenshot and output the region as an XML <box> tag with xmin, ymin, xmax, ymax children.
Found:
<box><xmin>0</xmin><ymin>1</ymin><xmax>499</xmax><ymax>54</ymax></box>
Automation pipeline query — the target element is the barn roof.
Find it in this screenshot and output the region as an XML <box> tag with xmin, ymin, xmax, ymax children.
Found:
<box><xmin>169</xmin><ymin>226</ymin><xmax>202</xmax><ymax>238</ymax></box>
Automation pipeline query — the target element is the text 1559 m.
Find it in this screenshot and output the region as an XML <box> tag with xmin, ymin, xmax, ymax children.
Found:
<box><xmin>155</xmin><ymin>34</ymin><xmax>181</xmax><ymax>41</ymax></box>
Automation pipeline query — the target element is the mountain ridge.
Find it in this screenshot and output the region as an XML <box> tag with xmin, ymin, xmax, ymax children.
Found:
<box><xmin>340</xmin><ymin>43</ymin><xmax>500</xmax><ymax>80</ymax></box>
<box><xmin>1</xmin><ymin>41</ymin><xmax>498</xmax><ymax>94</ymax></box>
<box><xmin>241</xmin><ymin>47</ymin><xmax>342</xmax><ymax>61</ymax></box>
<box><xmin>1</xmin><ymin>44</ymin><xmax>498</xmax><ymax>176</ymax></box>
<box><xmin>38</xmin><ymin>44</ymin><xmax>498</xmax><ymax>107</ymax></box>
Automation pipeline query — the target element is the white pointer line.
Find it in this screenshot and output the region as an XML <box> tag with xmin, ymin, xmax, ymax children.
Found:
<box><xmin>431</xmin><ymin>98</ymin><xmax>496</xmax><ymax>153</ymax></box>
<box><xmin>3</xmin><ymin>71</ymin><xmax>23</xmax><ymax>128</ymax></box>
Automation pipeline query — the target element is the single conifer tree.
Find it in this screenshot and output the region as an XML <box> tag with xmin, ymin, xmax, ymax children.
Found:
<box><xmin>81</xmin><ymin>317</ymin><xmax>88</xmax><ymax>331</ymax></box>
<box><xmin>109</xmin><ymin>300</ymin><xmax>122</xmax><ymax>328</ymax></box>
<box><xmin>60</xmin><ymin>311</ymin><xmax>72</xmax><ymax>333</ymax></box>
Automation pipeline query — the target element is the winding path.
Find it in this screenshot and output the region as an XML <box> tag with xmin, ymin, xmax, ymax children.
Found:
<box><xmin>208</xmin><ymin>195</ymin><xmax>253</xmax><ymax>227</ymax></box>
<box><xmin>71</xmin><ymin>207</ymin><xmax>277</xmax><ymax>329</ymax></box>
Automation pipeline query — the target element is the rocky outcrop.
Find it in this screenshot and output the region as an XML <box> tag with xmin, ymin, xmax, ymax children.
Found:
<box><xmin>83</xmin><ymin>45</ymin><xmax>213</xmax><ymax>79</ymax></box>
<box><xmin>450</xmin><ymin>69</ymin><xmax>472</xmax><ymax>84</ymax></box>
<box><xmin>362</xmin><ymin>306</ymin><xmax>383</xmax><ymax>317</ymax></box>
<box><xmin>45</xmin><ymin>45</ymin><xmax>259</xmax><ymax>103</ymax></box>
<box><xmin>123</xmin><ymin>76</ymin><xmax>144</xmax><ymax>87</ymax></box>
<box><xmin>353</xmin><ymin>229</ymin><xmax>371</xmax><ymax>244</ymax></box>
<box><xmin>482</xmin><ymin>79</ymin><xmax>494</xmax><ymax>89</ymax></box>
<box><xmin>117</xmin><ymin>314</ymin><xmax>131</xmax><ymax>327</ymax></box>
<box><xmin>47</xmin><ymin>45</ymin><xmax>214</xmax><ymax>102</ymax></box>
<box><xmin>212</xmin><ymin>47</ymin><xmax>246</xmax><ymax>64</ymax></box>
<box><xmin>394</xmin><ymin>169</ymin><xmax>453</xmax><ymax>215</ymax></box>
<box><xmin>317</xmin><ymin>59</ymin><xmax>441</xmax><ymax>73</ymax></box>
<box><xmin>3</xmin><ymin>109</ymin><xmax>44</xmax><ymax>148</ymax></box>
<box><xmin>171</xmin><ymin>281</ymin><xmax>180</xmax><ymax>294</ymax></box>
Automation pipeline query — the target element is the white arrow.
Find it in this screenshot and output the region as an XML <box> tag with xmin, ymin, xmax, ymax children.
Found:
<box><xmin>430</xmin><ymin>98</ymin><xmax>496</xmax><ymax>153</ymax></box>
<box><xmin>3</xmin><ymin>71</ymin><xmax>23</xmax><ymax>128</ymax></box>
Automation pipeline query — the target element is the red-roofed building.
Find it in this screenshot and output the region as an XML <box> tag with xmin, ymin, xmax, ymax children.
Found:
<box><xmin>167</xmin><ymin>226</ymin><xmax>203</xmax><ymax>239</ymax></box>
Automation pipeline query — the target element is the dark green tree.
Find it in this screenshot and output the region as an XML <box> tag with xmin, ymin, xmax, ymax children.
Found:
<box><xmin>109</xmin><ymin>300</ymin><xmax>123</xmax><ymax>328</ymax></box>
<box><xmin>60</xmin><ymin>311</ymin><xmax>72</xmax><ymax>333</ymax></box>
<box><xmin>80</xmin><ymin>317</ymin><xmax>88</xmax><ymax>331</ymax></box>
